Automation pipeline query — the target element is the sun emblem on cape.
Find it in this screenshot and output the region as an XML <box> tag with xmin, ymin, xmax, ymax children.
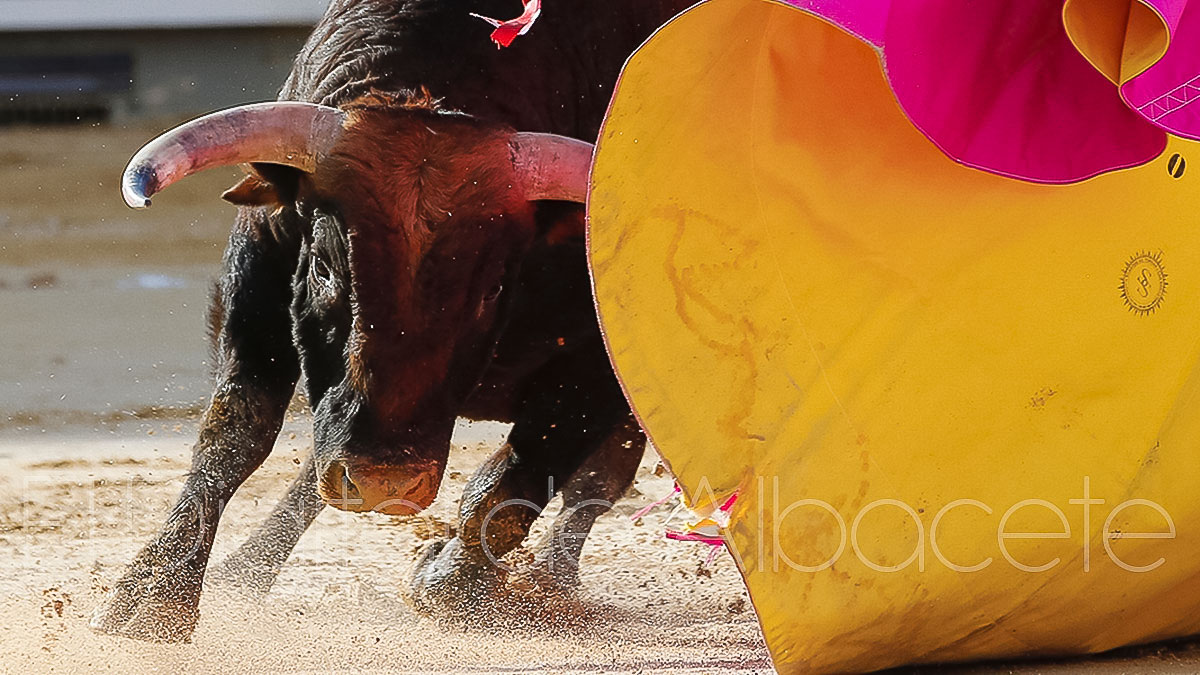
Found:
<box><xmin>1120</xmin><ymin>250</ymin><xmax>1167</xmax><ymax>316</ymax></box>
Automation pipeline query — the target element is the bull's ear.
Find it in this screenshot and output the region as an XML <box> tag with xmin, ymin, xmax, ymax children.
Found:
<box><xmin>220</xmin><ymin>163</ymin><xmax>302</xmax><ymax>207</ymax></box>
<box><xmin>221</xmin><ymin>174</ymin><xmax>281</xmax><ymax>206</ymax></box>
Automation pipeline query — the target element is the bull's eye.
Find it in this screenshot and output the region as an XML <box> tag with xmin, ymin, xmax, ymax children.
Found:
<box><xmin>310</xmin><ymin>253</ymin><xmax>332</xmax><ymax>285</ymax></box>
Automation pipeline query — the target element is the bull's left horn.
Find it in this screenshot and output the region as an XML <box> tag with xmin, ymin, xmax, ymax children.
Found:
<box><xmin>510</xmin><ymin>133</ymin><xmax>595</xmax><ymax>203</ymax></box>
<box><xmin>121</xmin><ymin>102</ymin><xmax>347</xmax><ymax>208</ymax></box>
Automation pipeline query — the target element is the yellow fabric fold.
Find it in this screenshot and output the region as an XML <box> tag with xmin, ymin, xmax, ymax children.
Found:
<box><xmin>1063</xmin><ymin>0</ymin><xmax>1169</xmax><ymax>84</ymax></box>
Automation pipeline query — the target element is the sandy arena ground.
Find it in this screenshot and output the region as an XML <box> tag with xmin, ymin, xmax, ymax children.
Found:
<box><xmin>4</xmin><ymin>124</ymin><xmax>1200</xmax><ymax>673</ymax></box>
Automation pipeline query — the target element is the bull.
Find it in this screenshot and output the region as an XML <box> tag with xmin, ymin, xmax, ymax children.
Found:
<box><xmin>90</xmin><ymin>0</ymin><xmax>691</xmax><ymax>642</ymax></box>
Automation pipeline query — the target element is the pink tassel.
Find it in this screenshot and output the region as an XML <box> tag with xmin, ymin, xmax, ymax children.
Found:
<box><xmin>630</xmin><ymin>484</ymin><xmax>681</xmax><ymax>521</ymax></box>
<box><xmin>664</xmin><ymin>529</ymin><xmax>724</xmax><ymax>545</ymax></box>
<box><xmin>665</xmin><ymin>490</ymin><xmax>739</xmax><ymax>569</ymax></box>
<box><xmin>470</xmin><ymin>0</ymin><xmax>542</xmax><ymax>48</ymax></box>
<box><xmin>704</xmin><ymin>543</ymin><xmax>723</xmax><ymax>566</ymax></box>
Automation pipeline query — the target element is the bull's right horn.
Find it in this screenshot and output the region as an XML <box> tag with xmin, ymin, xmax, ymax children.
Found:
<box><xmin>121</xmin><ymin>102</ymin><xmax>347</xmax><ymax>209</ymax></box>
<box><xmin>510</xmin><ymin>132</ymin><xmax>595</xmax><ymax>203</ymax></box>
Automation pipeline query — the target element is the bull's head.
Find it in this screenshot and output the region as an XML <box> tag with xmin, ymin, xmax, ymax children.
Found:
<box><xmin>122</xmin><ymin>97</ymin><xmax>592</xmax><ymax>515</ymax></box>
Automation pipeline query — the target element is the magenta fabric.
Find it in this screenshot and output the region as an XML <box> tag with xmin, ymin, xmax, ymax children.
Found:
<box><xmin>882</xmin><ymin>1</ymin><xmax>1165</xmax><ymax>183</ymax></box>
<box><xmin>779</xmin><ymin>0</ymin><xmax>1200</xmax><ymax>183</ymax></box>
<box><xmin>783</xmin><ymin>0</ymin><xmax>889</xmax><ymax>45</ymax></box>
<box><xmin>1123</xmin><ymin>0</ymin><xmax>1200</xmax><ymax>140</ymax></box>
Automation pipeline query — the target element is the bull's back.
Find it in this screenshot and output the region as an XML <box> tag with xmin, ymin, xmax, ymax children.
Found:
<box><xmin>280</xmin><ymin>0</ymin><xmax>693</xmax><ymax>139</ymax></box>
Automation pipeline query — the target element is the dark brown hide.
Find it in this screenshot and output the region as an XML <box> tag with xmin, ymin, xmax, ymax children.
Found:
<box><xmin>329</xmin><ymin>102</ymin><xmax>533</xmax><ymax>414</ymax></box>
<box><xmin>297</xmin><ymin>99</ymin><xmax>537</xmax><ymax>512</ymax></box>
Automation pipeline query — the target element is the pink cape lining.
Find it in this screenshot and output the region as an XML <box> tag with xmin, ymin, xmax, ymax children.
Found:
<box><xmin>783</xmin><ymin>0</ymin><xmax>1200</xmax><ymax>183</ymax></box>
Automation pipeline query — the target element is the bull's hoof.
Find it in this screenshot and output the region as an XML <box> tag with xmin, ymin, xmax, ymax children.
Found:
<box><xmin>405</xmin><ymin>537</ymin><xmax>507</xmax><ymax>621</ymax></box>
<box><xmin>89</xmin><ymin>563</ymin><xmax>202</xmax><ymax>643</ymax></box>
<box><xmin>525</xmin><ymin>545</ymin><xmax>581</xmax><ymax>597</ymax></box>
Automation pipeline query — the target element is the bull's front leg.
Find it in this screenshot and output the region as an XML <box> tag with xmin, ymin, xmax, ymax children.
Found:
<box><xmin>407</xmin><ymin>343</ymin><xmax>635</xmax><ymax>619</ymax></box>
<box><xmin>91</xmin><ymin>210</ymin><xmax>300</xmax><ymax>642</ymax></box>
<box><xmin>208</xmin><ymin>452</ymin><xmax>325</xmax><ymax>595</ymax></box>
<box><xmin>527</xmin><ymin>413</ymin><xmax>644</xmax><ymax>591</ymax></box>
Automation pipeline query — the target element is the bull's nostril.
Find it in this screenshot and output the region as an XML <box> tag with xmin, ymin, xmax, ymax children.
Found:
<box><xmin>322</xmin><ymin>460</ymin><xmax>365</xmax><ymax>509</ymax></box>
<box><xmin>341</xmin><ymin>466</ymin><xmax>360</xmax><ymax>497</ymax></box>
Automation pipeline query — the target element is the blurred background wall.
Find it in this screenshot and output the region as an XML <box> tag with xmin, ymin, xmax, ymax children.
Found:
<box><xmin>0</xmin><ymin>1</ymin><xmax>330</xmax><ymax>427</ymax></box>
<box><xmin>0</xmin><ymin>0</ymin><xmax>328</xmax><ymax>124</ymax></box>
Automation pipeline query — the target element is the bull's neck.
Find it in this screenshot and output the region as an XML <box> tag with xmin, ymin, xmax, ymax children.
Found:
<box><xmin>281</xmin><ymin>0</ymin><xmax>692</xmax><ymax>140</ymax></box>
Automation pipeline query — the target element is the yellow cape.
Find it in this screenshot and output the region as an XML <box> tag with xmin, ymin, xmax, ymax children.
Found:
<box><xmin>587</xmin><ymin>0</ymin><xmax>1200</xmax><ymax>671</ymax></box>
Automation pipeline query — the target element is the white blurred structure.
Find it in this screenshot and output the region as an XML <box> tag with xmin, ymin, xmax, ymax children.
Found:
<box><xmin>0</xmin><ymin>1</ymin><xmax>328</xmax><ymax>30</ymax></box>
<box><xmin>0</xmin><ymin>1</ymin><xmax>330</xmax><ymax>124</ymax></box>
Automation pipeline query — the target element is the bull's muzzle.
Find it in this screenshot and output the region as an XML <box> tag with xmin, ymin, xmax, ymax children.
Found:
<box><xmin>318</xmin><ymin>457</ymin><xmax>442</xmax><ymax>515</ymax></box>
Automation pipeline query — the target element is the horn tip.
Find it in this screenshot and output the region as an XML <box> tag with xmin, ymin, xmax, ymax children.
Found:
<box><xmin>122</xmin><ymin>193</ymin><xmax>151</xmax><ymax>209</ymax></box>
<box><xmin>121</xmin><ymin>163</ymin><xmax>156</xmax><ymax>209</ymax></box>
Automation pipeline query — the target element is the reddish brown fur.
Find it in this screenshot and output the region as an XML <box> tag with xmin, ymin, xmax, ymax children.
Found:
<box><xmin>310</xmin><ymin>100</ymin><xmax>536</xmax><ymax>426</ymax></box>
